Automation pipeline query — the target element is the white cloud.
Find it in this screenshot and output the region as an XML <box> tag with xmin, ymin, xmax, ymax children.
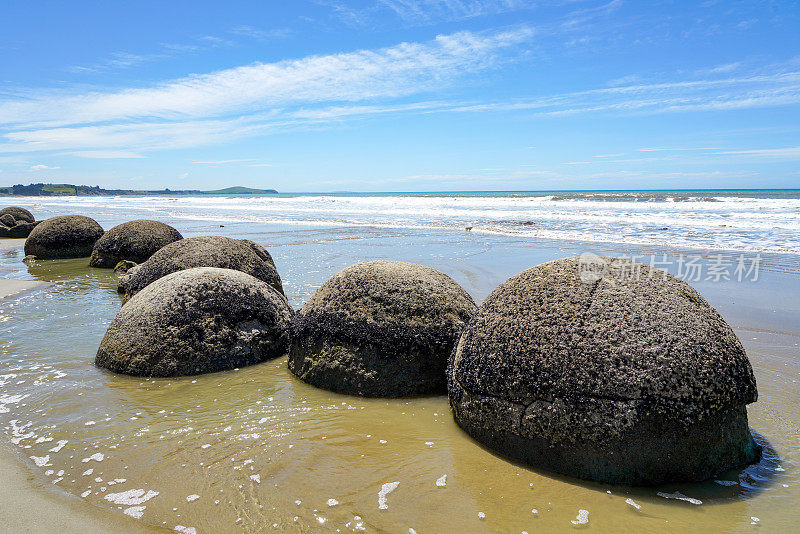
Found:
<box><xmin>70</xmin><ymin>150</ymin><xmax>145</xmax><ymax>159</ymax></box>
<box><xmin>1</xmin><ymin>26</ymin><xmax>798</xmax><ymax>162</ymax></box>
<box><xmin>713</xmin><ymin>146</ymin><xmax>800</xmax><ymax>159</ymax></box>
<box><xmin>230</xmin><ymin>25</ymin><xmax>291</xmax><ymax>40</ymax></box>
<box><xmin>0</xmin><ymin>27</ymin><xmax>532</xmax><ymax>130</ymax></box>
<box><xmin>29</xmin><ymin>164</ymin><xmax>60</xmax><ymax>170</ymax></box>
<box><xmin>379</xmin><ymin>0</ymin><xmax>534</xmax><ymax>23</ymax></box>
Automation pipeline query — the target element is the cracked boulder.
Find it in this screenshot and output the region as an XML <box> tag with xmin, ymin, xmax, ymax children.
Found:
<box><xmin>449</xmin><ymin>256</ymin><xmax>761</xmax><ymax>485</ymax></box>
<box><xmin>96</xmin><ymin>267</ymin><xmax>293</xmax><ymax>377</ymax></box>
<box><xmin>24</xmin><ymin>215</ymin><xmax>104</xmax><ymax>259</ymax></box>
<box><xmin>89</xmin><ymin>219</ymin><xmax>183</xmax><ymax>268</ymax></box>
<box><xmin>117</xmin><ymin>235</ymin><xmax>284</xmax><ymax>302</ymax></box>
<box><xmin>289</xmin><ymin>260</ymin><xmax>477</xmax><ymax>397</ymax></box>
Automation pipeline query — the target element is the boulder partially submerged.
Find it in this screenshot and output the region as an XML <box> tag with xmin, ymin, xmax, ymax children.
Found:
<box><xmin>117</xmin><ymin>236</ymin><xmax>284</xmax><ymax>302</ymax></box>
<box><xmin>89</xmin><ymin>219</ymin><xmax>183</xmax><ymax>268</ymax></box>
<box><xmin>449</xmin><ymin>256</ymin><xmax>761</xmax><ymax>485</ymax></box>
<box><xmin>24</xmin><ymin>215</ymin><xmax>104</xmax><ymax>259</ymax></box>
<box><xmin>289</xmin><ymin>260</ymin><xmax>477</xmax><ymax>397</ymax></box>
<box><xmin>96</xmin><ymin>267</ymin><xmax>293</xmax><ymax>377</ymax></box>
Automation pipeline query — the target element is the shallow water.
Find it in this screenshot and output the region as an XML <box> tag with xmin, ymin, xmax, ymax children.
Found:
<box><xmin>0</xmin><ymin>218</ymin><xmax>799</xmax><ymax>533</ymax></box>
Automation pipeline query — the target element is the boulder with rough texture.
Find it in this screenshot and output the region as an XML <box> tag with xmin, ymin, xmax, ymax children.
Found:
<box><xmin>449</xmin><ymin>256</ymin><xmax>761</xmax><ymax>485</ymax></box>
<box><xmin>114</xmin><ymin>260</ymin><xmax>137</xmax><ymax>274</ymax></box>
<box><xmin>117</xmin><ymin>236</ymin><xmax>284</xmax><ymax>301</ymax></box>
<box><xmin>89</xmin><ymin>219</ymin><xmax>183</xmax><ymax>268</ymax></box>
<box><xmin>0</xmin><ymin>206</ymin><xmax>34</xmax><ymax>224</ymax></box>
<box><xmin>289</xmin><ymin>260</ymin><xmax>477</xmax><ymax>397</ymax></box>
<box><xmin>96</xmin><ymin>267</ymin><xmax>293</xmax><ymax>377</ymax></box>
<box><xmin>0</xmin><ymin>213</ymin><xmax>15</xmax><ymax>227</ymax></box>
<box><xmin>7</xmin><ymin>221</ymin><xmax>40</xmax><ymax>238</ymax></box>
<box><xmin>24</xmin><ymin>215</ymin><xmax>104</xmax><ymax>259</ymax></box>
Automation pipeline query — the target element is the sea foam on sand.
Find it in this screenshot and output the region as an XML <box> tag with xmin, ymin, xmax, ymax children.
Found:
<box><xmin>378</xmin><ymin>481</ymin><xmax>399</xmax><ymax>510</ymax></box>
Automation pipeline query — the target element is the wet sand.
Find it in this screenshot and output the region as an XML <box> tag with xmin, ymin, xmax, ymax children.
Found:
<box><xmin>0</xmin><ymin>440</ymin><xmax>157</xmax><ymax>533</ymax></box>
<box><xmin>0</xmin><ymin>247</ymin><xmax>158</xmax><ymax>533</ymax></box>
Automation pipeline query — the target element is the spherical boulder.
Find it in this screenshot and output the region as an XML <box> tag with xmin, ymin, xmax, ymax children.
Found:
<box><xmin>96</xmin><ymin>267</ymin><xmax>293</xmax><ymax>377</ymax></box>
<box><xmin>89</xmin><ymin>219</ymin><xmax>183</xmax><ymax>268</ymax></box>
<box><xmin>117</xmin><ymin>236</ymin><xmax>284</xmax><ymax>302</ymax></box>
<box><xmin>449</xmin><ymin>256</ymin><xmax>761</xmax><ymax>485</ymax></box>
<box><xmin>24</xmin><ymin>215</ymin><xmax>104</xmax><ymax>259</ymax></box>
<box><xmin>289</xmin><ymin>260</ymin><xmax>477</xmax><ymax>397</ymax></box>
<box><xmin>0</xmin><ymin>206</ymin><xmax>34</xmax><ymax>224</ymax></box>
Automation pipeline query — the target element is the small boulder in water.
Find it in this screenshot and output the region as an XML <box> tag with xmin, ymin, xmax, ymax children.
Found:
<box><xmin>289</xmin><ymin>260</ymin><xmax>477</xmax><ymax>397</ymax></box>
<box><xmin>449</xmin><ymin>256</ymin><xmax>761</xmax><ymax>485</ymax></box>
<box><xmin>117</xmin><ymin>235</ymin><xmax>284</xmax><ymax>302</ymax></box>
<box><xmin>24</xmin><ymin>215</ymin><xmax>104</xmax><ymax>259</ymax></box>
<box><xmin>96</xmin><ymin>267</ymin><xmax>293</xmax><ymax>377</ymax></box>
<box><xmin>89</xmin><ymin>219</ymin><xmax>183</xmax><ymax>268</ymax></box>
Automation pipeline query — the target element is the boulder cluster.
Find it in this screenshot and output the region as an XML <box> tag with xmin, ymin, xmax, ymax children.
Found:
<box><xmin>0</xmin><ymin>206</ymin><xmax>39</xmax><ymax>238</ymax></box>
<box><xmin>7</xmin><ymin>207</ymin><xmax>762</xmax><ymax>485</ymax></box>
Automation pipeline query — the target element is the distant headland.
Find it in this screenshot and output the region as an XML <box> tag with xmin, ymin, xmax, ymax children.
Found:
<box><xmin>0</xmin><ymin>183</ymin><xmax>278</xmax><ymax>196</ymax></box>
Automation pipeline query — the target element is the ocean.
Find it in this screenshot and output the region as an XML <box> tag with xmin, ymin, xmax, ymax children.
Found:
<box><xmin>16</xmin><ymin>189</ymin><xmax>800</xmax><ymax>255</ymax></box>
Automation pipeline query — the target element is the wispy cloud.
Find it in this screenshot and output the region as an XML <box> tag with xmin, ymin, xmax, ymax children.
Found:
<box><xmin>379</xmin><ymin>0</ymin><xmax>535</xmax><ymax>24</ymax></box>
<box><xmin>230</xmin><ymin>25</ymin><xmax>291</xmax><ymax>40</ymax></box>
<box><xmin>66</xmin><ymin>32</ymin><xmax>238</xmax><ymax>74</ymax></box>
<box><xmin>2</xmin><ymin>28</ymin><xmax>799</xmax><ymax>161</ymax></box>
<box><xmin>443</xmin><ymin>71</ymin><xmax>800</xmax><ymax>116</ymax></box>
<box><xmin>70</xmin><ymin>150</ymin><xmax>146</xmax><ymax>159</ymax></box>
<box><xmin>0</xmin><ymin>28</ymin><xmax>532</xmax><ymax>154</ymax></box>
<box><xmin>713</xmin><ymin>146</ymin><xmax>800</xmax><ymax>159</ymax></box>
<box><xmin>29</xmin><ymin>164</ymin><xmax>59</xmax><ymax>170</ymax></box>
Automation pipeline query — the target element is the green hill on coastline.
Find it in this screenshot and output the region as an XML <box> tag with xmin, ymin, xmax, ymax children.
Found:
<box><xmin>0</xmin><ymin>183</ymin><xmax>278</xmax><ymax>196</ymax></box>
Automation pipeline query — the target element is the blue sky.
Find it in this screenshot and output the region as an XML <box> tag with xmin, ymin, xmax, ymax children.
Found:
<box><xmin>1</xmin><ymin>0</ymin><xmax>799</xmax><ymax>192</ymax></box>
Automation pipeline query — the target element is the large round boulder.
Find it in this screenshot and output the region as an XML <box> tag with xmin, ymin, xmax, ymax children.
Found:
<box><xmin>89</xmin><ymin>219</ymin><xmax>183</xmax><ymax>268</ymax></box>
<box><xmin>96</xmin><ymin>267</ymin><xmax>293</xmax><ymax>376</ymax></box>
<box><xmin>289</xmin><ymin>260</ymin><xmax>477</xmax><ymax>397</ymax></box>
<box><xmin>24</xmin><ymin>215</ymin><xmax>104</xmax><ymax>259</ymax></box>
<box><xmin>449</xmin><ymin>255</ymin><xmax>761</xmax><ymax>485</ymax></box>
<box><xmin>0</xmin><ymin>206</ymin><xmax>34</xmax><ymax>224</ymax></box>
<box><xmin>117</xmin><ymin>236</ymin><xmax>284</xmax><ymax>302</ymax></box>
